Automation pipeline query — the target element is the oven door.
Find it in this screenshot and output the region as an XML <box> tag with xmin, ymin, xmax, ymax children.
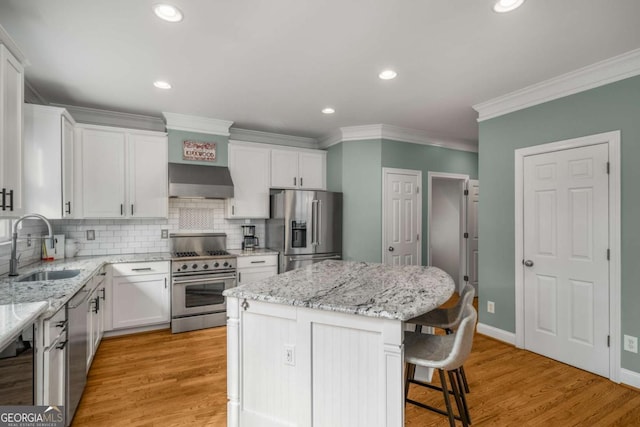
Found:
<box><xmin>172</xmin><ymin>273</ymin><xmax>236</xmax><ymax>318</ymax></box>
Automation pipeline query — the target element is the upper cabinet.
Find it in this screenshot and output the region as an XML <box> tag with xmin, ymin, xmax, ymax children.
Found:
<box><xmin>270</xmin><ymin>147</ymin><xmax>326</xmax><ymax>190</ymax></box>
<box><xmin>23</xmin><ymin>104</ymin><xmax>77</xmax><ymax>219</ymax></box>
<box><xmin>0</xmin><ymin>45</ymin><xmax>24</xmax><ymax>217</ymax></box>
<box><xmin>226</xmin><ymin>141</ymin><xmax>271</xmax><ymax>219</ymax></box>
<box><xmin>77</xmin><ymin>125</ymin><xmax>168</xmax><ymax>219</ymax></box>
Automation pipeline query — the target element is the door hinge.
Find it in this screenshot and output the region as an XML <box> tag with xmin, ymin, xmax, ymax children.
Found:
<box><xmin>464</xmin><ymin>189</ymin><xmax>469</xmax><ymax>196</ymax></box>
<box><xmin>464</xmin><ymin>232</ymin><xmax>469</xmax><ymax>239</ymax></box>
<box><xmin>607</xmin><ymin>335</ymin><xmax>610</xmax><ymax>347</ymax></box>
<box><xmin>606</xmin><ymin>162</ymin><xmax>610</xmax><ymax>174</ymax></box>
<box><xmin>607</xmin><ymin>249</ymin><xmax>610</xmax><ymax>260</ymax></box>
<box><xmin>464</xmin><ymin>275</ymin><xmax>469</xmax><ymax>282</ymax></box>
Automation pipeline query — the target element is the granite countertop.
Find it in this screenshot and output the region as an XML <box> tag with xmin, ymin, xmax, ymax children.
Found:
<box><xmin>0</xmin><ymin>252</ymin><xmax>171</xmax><ymax>322</ymax></box>
<box><xmin>227</xmin><ymin>248</ymin><xmax>279</xmax><ymax>257</ymax></box>
<box><xmin>0</xmin><ymin>301</ymin><xmax>48</xmax><ymax>351</ymax></box>
<box><xmin>223</xmin><ymin>260</ymin><xmax>455</xmax><ymax>321</ymax></box>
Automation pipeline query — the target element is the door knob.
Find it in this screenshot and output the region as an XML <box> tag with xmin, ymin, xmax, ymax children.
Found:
<box><xmin>388</xmin><ymin>247</ymin><xmax>394</xmax><ymax>252</ymax></box>
<box><xmin>524</xmin><ymin>260</ymin><xmax>534</xmax><ymax>267</ymax></box>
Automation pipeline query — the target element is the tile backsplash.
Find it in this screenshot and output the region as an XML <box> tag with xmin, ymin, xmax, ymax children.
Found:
<box><xmin>0</xmin><ymin>199</ymin><xmax>266</xmax><ymax>275</ymax></box>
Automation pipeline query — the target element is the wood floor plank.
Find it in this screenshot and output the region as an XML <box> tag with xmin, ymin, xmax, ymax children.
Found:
<box><xmin>72</xmin><ymin>299</ymin><xmax>640</xmax><ymax>426</ymax></box>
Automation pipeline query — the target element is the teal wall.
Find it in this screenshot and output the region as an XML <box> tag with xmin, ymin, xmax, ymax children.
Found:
<box><xmin>381</xmin><ymin>140</ymin><xmax>479</xmax><ymax>260</ymax></box>
<box><xmin>478</xmin><ymin>74</ymin><xmax>640</xmax><ymax>373</ymax></box>
<box><xmin>168</xmin><ymin>129</ymin><xmax>229</xmax><ymax>166</ymax></box>
<box><xmin>325</xmin><ymin>139</ymin><xmax>479</xmax><ymax>265</ymax></box>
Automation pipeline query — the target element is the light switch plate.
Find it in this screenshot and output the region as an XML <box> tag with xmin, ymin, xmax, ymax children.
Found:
<box><xmin>161</xmin><ymin>229</ymin><xmax>169</xmax><ymax>239</ymax></box>
<box><xmin>284</xmin><ymin>345</ymin><xmax>295</xmax><ymax>366</ymax></box>
<box><xmin>487</xmin><ymin>301</ymin><xmax>495</xmax><ymax>314</ymax></box>
<box><xmin>624</xmin><ymin>335</ymin><xmax>638</xmax><ymax>353</ymax></box>
<box><xmin>86</xmin><ymin>230</ymin><xmax>95</xmax><ymax>240</ymax></box>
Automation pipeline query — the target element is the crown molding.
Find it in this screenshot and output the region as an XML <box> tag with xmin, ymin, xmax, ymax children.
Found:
<box><xmin>24</xmin><ymin>79</ymin><xmax>48</xmax><ymax>105</ymax></box>
<box><xmin>319</xmin><ymin>124</ymin><xmax>478</xmax><ymax>153</ymax></box>
<box><xmin>0</xmin><ymin>24</ymin><xmax>29</xmax><ymax>66</ymax></box>
<box><xmin>163</xmin><ymin>112</ymin><xmax>233</xmax><ymax>136</ymax></box>
<box><xmin>473</xmin><ymin>48</ymin><xmax>640</xmax><ymax>122</ymax></box>
<box><xmin>54</xmin><ymin>104</ymin><xmax>165</xmax><ymax>132</ymax></box>
<box><xmin>229</xmin><ymin>128</ymin><xmax>318</xmax><ymax>149</ymax></box>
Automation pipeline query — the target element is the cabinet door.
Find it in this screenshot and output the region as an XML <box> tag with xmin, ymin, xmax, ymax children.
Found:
<box><xmin>112</xmin><ymin>274</ymin><xmax>170</xmax><ymax>329</ymax></box>
<box><xmin>227</xmin><ymin>144</ymin><xmax>270</xmax><ymax>218</ymax></box>
<box><xmin>270</xmin><ymin>149</ymin><xmax>299</xmax><ymax>189</ymax></box>
<box><xmin>0</xmin><ymin>46</ymin><xmax>24</xmax><ymax>216</ymax></box>
<box><xmin>238</xmin><ymin>266</ymin><xmax>278</xmax><ymax>285</ymax></box>
<box><xmin>42</xmin><ymin>343</ymin><xmax>65</xmax><ymax>406</ymax></box>
<box><xmin>62</xmin><ymin>116</ymin><xmax>75</xmax><ymax>218</ymax></box>
<box><xmin>81</xmin><ymin>128</ymin><xmax>126</xmax><ymax>217</ymax></box>
<box><xmin>128</xmin><ymin>133</ymin><xmax>168</xmax><ymax>218</ymax></box>
<box><xmin>298</xmin><ymin>151</ymin><xmax>326</xmax><ymax>190</ymax></box>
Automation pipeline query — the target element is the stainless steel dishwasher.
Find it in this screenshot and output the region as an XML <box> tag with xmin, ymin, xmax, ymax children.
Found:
<box><xmin>66</xmin><ymin>286</ymin><xmax>90</xmax><ymax>424</ymax></box>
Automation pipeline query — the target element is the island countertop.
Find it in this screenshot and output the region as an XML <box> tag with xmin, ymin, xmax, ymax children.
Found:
<box><xmin>223</xmin><ymin>260</ymin><xmax>455</xmax><ymax>321</ymax></box>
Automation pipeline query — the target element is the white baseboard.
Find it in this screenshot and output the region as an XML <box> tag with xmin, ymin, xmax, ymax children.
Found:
<box><xmin>476</xmin><ymin>322</ymin><xmax>516</xmax><ymax>345</ymax></box>
<box><xmin>103</xmin><ymin>323</ymin><xmax>169</xmax><ymax>338</ymax></box>
<box><xmin>620</xmin><ymin>368</ymin><xmax>640</xmax><ymax>389</ymax></box>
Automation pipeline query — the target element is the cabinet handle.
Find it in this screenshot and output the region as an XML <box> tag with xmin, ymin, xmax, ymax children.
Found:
<box><xmin>232</xmin><ymin>205</ymin><xmax>235</xmax><ymax>215</ymax></box>
<box><xmin>238</xmin><ymin>272</ymin><xmax>241</xmax><ymax>282</ymax></box>
<box><xmin>120</xmin><ymin>204</ymin><xmax>124</xmax><ymax>216</ymax></box>
<box><xmin>100</xmin><ymin>288</ymin><xmax>106</xmax><ymax>300</ymax></box>
<box><xmin>300</xmin><ymin>177</ymin><xmax>303</xmax><ymax>187</ymax></box>
<box><xmin>1</xmin><ymin>188</ymin><xmax>5</xmax><ymax>210</ymax></box>
<box><xmin>55</xmin><ymin>320</ymin><xmax>68</xmax><ymax>329</ymax></box>
<box><xmin>250</xmin><ymin>260</ymin><xmax>266</xmax><ymax>264</ymax></box>
<box><xmin>7</xmin><ymin>189</ymin><xmax>13</xmax><ymax>211</ymax></box>
<box><xmin>164</xmin><ymin>277</ymin><xmax>167</xmax><ymax>289</ymax></box>
<box><xmin>65</xmin><ymin>201</ymin><xmax>72</xmax><ymax>214</ymax></box>
<box><xmin>293</xmin><ymin>177</ymin><xmax>296</xmax><ymax>186</ymax></box>
<box><xmin>56</xmin><ymin>340</ymin><xmax>68</xmax><ymax>350</ymax></box>
<box><xmin>131</xmin><ymin>204</ymin><xmax>134</xmax><ymax>216</ymax></box>
<box><xmin>132</xmin><ymin>267</ymin><xmax>153</xmax><ymax>272</ymax></box>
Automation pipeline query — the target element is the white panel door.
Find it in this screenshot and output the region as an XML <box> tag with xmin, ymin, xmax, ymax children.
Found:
<box><xmin>523</xmin><ymin>143</ymin><xmax>609</xmax><ymax>377</ymax></box>
<box><xmin>112</xmin><ymin>274</ymin><xmax>170</xmax><ymax>329</ymax></box>
<box><xmin>62</xmin><ymin>116</ymin><xmax>75</xmax><ymax>218</ymax></box>
<box><xmin>271</xmin><ymin>149</ymin><xmax>299</xmax><ymax>188</ymax></box>
<box><xmin>298</xmin><ymin>151</ymin><xmax>326</xmax><ymax>190</ymax></box>
<box><xmin>383</xmin><ymin>169</ymin><xmax>420</xmax><ymax>266</ymax></box>
<box><xmin>128</xmin><ymin>133</ymin><xmax>168</xmax><ymax>218</ymax></box>
<box><xmin>227</xmin><ymin>143</ymin><xmax>270</xmax><ymax>218</ymax></box>
<box><xmin>466</xmin><ymin>180</ymin><xmax>479</xmax><ymax>293</ymax></box>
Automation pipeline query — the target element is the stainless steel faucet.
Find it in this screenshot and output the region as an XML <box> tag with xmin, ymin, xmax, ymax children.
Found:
<box><xmin>9</xmin><ymin>213</ymin><xmax>54</xmax><ymax>276</ymax></box>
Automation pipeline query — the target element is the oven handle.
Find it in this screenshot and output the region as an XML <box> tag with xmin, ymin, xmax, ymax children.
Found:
<box><xmin>173</xmin><ymin>275</ymin><xmax>237</xmax><ymax>285</ymax></box>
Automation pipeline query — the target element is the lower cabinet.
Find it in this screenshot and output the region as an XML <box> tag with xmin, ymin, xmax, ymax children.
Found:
<box><xmin>110</xmin><ymin>261</ymin><xmax>170</xmax><ymax>330</ymax></box>
<box><xmin>41</xmin><ymin>307</ymin><xmax>66</xmax><ymax>406</ymax></box>
<box><xmin>86</xmin><ymin>268</ymin><xmax>106</xmax><ymax>370</ymax></box>
<box><xmin>237</xmin><ymin>254</ymin><xmax>278</xmax><ymax>285</ymax></box>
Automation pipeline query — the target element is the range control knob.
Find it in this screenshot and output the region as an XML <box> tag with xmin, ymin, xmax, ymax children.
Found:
<box><xmin>214</xmin><ymin>262</ymin><xmax>220</xmax><ymax>268</ymax></box>
<box><xmin>203</xmin><ymin>264</ymin><xmax>209</xmax><ymax>269</ymax></box>
<box><xmin>223</xmin><ymin>261</ymin><xmax>229</xmax><ymax>267</ymax></box>
<box><xmin>181</xmin><ymin>264</ymin><xmax>188</xmax><ymax>271</ymax></box>
<box><xmin>192</xmin><ymin>264</ymin><xmax>198</xmax><ymax>269</ymax></box>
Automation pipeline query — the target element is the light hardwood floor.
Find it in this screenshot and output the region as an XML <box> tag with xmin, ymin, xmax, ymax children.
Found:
<box><xmin>73</xmin><ymin>304</ymin><xmax>640</xmax><ymax>426</ymax></box>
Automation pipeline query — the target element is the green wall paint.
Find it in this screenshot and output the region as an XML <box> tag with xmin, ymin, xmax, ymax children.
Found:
<box><xmin>326</xmin><ymin>143</ymin><xmax>343</xmax><ymax>192</ymax></box>
<box><xmin>381</xmin><ymin>140</ymin><xmax>479</xmax><ymax>261</ymax></box>
<box><xmin>325</xmin><ymin>139</ymin><xmax>479</xmax><ymax>265</ymax></box>
<box><xmin>478</xmin><ymin>74</ymin><xmax>640</xmax><ymax>373</ymax></box>
<box><xmin>168</xmin><ymin>129</ymin><xmax>229</xmax><ymax>166</ymax></box>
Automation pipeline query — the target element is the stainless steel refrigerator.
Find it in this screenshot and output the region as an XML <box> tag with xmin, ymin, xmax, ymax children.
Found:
<box><xmin>266</xmin><ymin>190</ymin><xmax>342</xmax><ymax>273</ymax></box>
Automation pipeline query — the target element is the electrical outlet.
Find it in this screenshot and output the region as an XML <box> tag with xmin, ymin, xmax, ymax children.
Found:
<box><xmin>86</xmin><ymin>230</ymin><xmax>95</xmax><ymax>241</ymax></box>
<box><xmin>26</xmin><ymin>234</ymin><xmax>32</xmax><ymax>247</ymax></box>
<box><xmin>487</xmin><ymin>301</ymin><xmax>495</xmax><ymax>314</ymax></box>
<box><xmin>161</xmin><ymin>229</ymin><xmax>169</xmax><ymax>239</ymax></box>
<box><xmin>284</xmin><ymin>345</ymin><xmax>295</xmax><ymax>366</ymax></box>
<box><xmin>624</xmin><ymin>335</ymin><xmax>638</xmax><ymax>353</ymax></box>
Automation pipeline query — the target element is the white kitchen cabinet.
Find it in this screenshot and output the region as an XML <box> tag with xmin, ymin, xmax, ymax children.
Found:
<box><xmin>237</xmin><ymin>253</ymin><xmax>278</xmax><ymax>285</ymax></box>
<box><xmin>226</xmin><ymin>141</ymin><xmax>270</xmax><ymax>219</ymax></box>
<box><xmin>111</xmin><ymin>261</ymin><xmax>170</xmax><ymax>330</ymax></box>
<box><xmin>77</xmin><ymin>124</ymin><xmax>167</xmax><ymax>218</ymax></box>
<box><xmin>41</xmin><ymin>307</ymin><xmax>66</xmax><ymax>406</ymax></box>
<box><xmin>23</xmin><ymin>104</ymin><xmax>77</xmax><ymax>218</ymax></box>
<box><xmin>86</xmin><ymin>268</ymin><xmax>106</xmax><ymax>370</ymax></box>
<box><xmin>270</xmin><ymin>147</ymin><xmax>326</xmax><ymax>190</ymax></box>
<box><xmin>0</xmin><ymin>45</ymin><xmax>24</xmax><ymax>216</ymax></box>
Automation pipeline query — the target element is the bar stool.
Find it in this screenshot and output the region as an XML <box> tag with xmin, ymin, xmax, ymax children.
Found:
<box><xmin>407</xmin><ymin>283</ymin><xmax>475</xmax><ymax>393</ymax></box>
<box><xmin>404</xmin><ymin>305</ymin><xmax>477</xmax><ymax>427</ymax></box>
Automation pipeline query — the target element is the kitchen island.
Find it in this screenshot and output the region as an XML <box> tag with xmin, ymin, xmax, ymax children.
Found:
<box><xmin>223</xmin><ymin>260</ymin><xmax>455</xmax><ymax>427</ymax></box>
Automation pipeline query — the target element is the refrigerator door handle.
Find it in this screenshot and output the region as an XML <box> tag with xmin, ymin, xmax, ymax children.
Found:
<box><xmin>317</xmin><ymin>200</ymin><xmax>322</xmax><ymax>246</ymax></box>
<box><xmin>311</xmin><ymin>200</ymin><xmax>319</xmax><ymax>245</ymax></box>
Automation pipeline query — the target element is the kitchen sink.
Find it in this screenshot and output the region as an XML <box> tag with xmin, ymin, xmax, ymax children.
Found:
<box><xmin>17</xmin><ymin>269</ymin><xmax>81</xmax><ymax>282</ymax></box>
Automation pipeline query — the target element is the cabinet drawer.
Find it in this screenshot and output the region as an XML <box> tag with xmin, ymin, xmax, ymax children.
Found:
<box><xmin>111</xmin><ymin>261</ymin><xmax>169</xmax><ymax>277</ymax></box>
<box><xmin>237</xmin><ymin>254</ymin><xmax>278</xmax><ymax>269</ymax></box>
<box><xmin>43</xmin><ymin>307</ymin><xmax>66</xmax><ymax>348</ymax></box>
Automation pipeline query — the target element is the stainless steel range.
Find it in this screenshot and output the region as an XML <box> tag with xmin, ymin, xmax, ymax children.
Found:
<box><xmin>170</xmin><ymin>233</ymin><xmax>236</xmax><ymax>333</ymax></box>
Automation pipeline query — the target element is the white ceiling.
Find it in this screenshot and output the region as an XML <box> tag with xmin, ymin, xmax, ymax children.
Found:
<box><xmin>1</xmin><ymin>0</ymin><xmax>640</xmax><ymax>145</ymax></box>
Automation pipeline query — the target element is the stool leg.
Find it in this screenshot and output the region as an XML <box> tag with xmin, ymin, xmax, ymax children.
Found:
<box><xmin>454</xmin><ymin>368</ymin><xmax>472</xmax><ymax>425</ymax></box>
<box><xmin>404</xmin><ymin>363</ymin><xmax>416</xmax><ymax>399</ymax></box>
<box><xmin>460</xmin><ymin>365</ymin><xmax>470</xmax><ymax>393</ymax></box>
<box><xmin>438</xmin><ymin>369</ymin><xmax>456</xmax><ymax>427</ymax></box>
<box><xmin>448</xmin><ymin>370</ymin><xmax>469</xmax><ymax>427</ymax></box>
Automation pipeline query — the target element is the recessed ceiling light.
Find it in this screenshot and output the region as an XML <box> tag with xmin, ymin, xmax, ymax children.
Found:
<box><xmin>153</xmin><ymin>4</ymin><xmax>183</xmax><ymax>22</ymax></box>
<box><xmin>322</xmin><ymin>107</ymin><xmax>335</xmax><ymax>115</ymax></box>
<box><xmin>378</xmin><ymin>69</ymin><xmax>398</xmax><ymax>80</ymax></box>
<box><xmin>493</xmin><ymin>0</ymin><xmax>525</xmax><ymax>13</ymax></box>
<box><xmin>154</xmin><ymin>80</ymin><xmax>172</xmax><ymax>89</ymax></box>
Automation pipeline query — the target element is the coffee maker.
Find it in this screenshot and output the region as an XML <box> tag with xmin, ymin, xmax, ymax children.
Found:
<box><xmin>241</xmin><ymin>225</ymin><xmax>259</xmax><ymax>250</ymax></box>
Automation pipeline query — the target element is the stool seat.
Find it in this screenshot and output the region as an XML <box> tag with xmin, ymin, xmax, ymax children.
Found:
<box><xmin>404</xmin><ymin>332</ymin><xmax>457</xmax><ymax>369</ymax></box>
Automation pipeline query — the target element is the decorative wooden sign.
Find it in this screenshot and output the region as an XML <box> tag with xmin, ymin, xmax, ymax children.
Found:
<box><xmin>183</xmin><ymin>140</ymin><xmax>217</xmax><ymax>162</ymax></box>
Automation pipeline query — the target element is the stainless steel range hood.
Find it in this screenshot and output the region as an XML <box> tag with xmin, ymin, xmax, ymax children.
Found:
<box><xmin>168</xmin><ymin>163</ymin><xmax>234</xmax><ymax>199</ymax></box>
